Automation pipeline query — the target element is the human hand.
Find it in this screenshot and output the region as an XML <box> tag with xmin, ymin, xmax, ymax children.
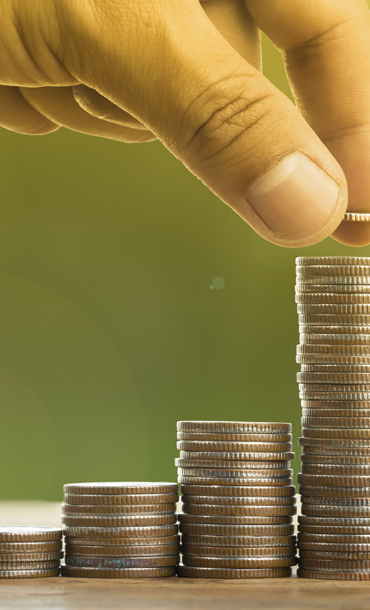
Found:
<box><xmin>1</xmin><ymin>0</ymin><xmax>370</xmax><ymax>247</ymax></box>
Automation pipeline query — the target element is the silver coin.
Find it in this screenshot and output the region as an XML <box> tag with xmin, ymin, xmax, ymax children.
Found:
<box><xmin>343</xmin><ymin>213</ymin><xmax>370</xmax><ymax>222</ymax></box>
<box><xmin>296</xmin><ymin>257</ymin><xmax>370</xmax><ymax>266</ymax></box>
<box><xmin>300</xmin><ymin>445</ymin><xmax>370</xmax><ymax>456</ymax></box>
<box><xmin>297</xmin><ymin>354</ymin><xmax>370</xmax><ymax>365</ymax></box>
<box><xmin>179</xmin><ymin>451</ymin><xmax>295</xmax><ymax>461</ymax></box>
<box><xmin>301</xmin><ymin>400</ymin><xmax>370</xmax><ymax>409</ymax></box>
<box><xmin>299</xmin><ymin>486</ymin><xmax>370</xmax><ymax>498</ymax></box>
<box><xmin>177</xmin><ymin>422</ymin><xmax>292</xmax><ymax>434</ymax></box>
<box><xmin>301</xmin><ymin>416</ymin><xmax>370</xmax><ymax>428</ymax></box>
<box><xmin>301</xmin><ymin>454</ymin><xmax>370</xmax><ymax>465</ymax></box>
<box><xmin>299</xmin><ymin>326</ymin><xmax>370</xmax><ymax>335</ymax></box>
<box><xmin>296</xmin><ymin>284</ymin><xmax>370</xmax><ymax>294</ymax></box>
<box><xmin>298</xmin><ymin>372</ymin><xmax>370</xmax><ymax>384</ymax></box>
<box><xmin>182</xmin><ymin>534</ymin><xmax>296</xmax><ymax>548</ymax></box>
<box><xmin>300</xmin><ymin>334</ymin><xmax>370</xmax><ymax>344</ymax></box>
<box><xmin>296</xmin><ymin>293</ymin><xmax>370</xmax><ymax>305</ymax></box>
<box><xmin>299</xmin><ymin>436</ymin><xmax>370</xmax><ymax>447</ymax></box>
<box><xmin>299</xmin><ymin>392</ymin><xmax>370</xmax><ymax>401</ymax></box>
<box><xmin>301</xmin><ymin>427</ymin><xmax>370</xmax><ymax>440</ymax></box>
<box><xmin>297</xmin><ymin>304</ymin><xmax>370</xmax><ymax>314</ymax></box>
<box><xmin>302</xmin><ymin>409</ymin><xmax>370</xmax><ymax>418</ymax></box>
<box><xmin>299</xmin><ymin>383</ymin><xmax>370</xmax><ymax>392</ymax></box>
<box><xmin>296</xmin><ymin>265</ymin><xmax>370</xmax><ymax>277</ymax></box>
<box><xmin>302</xmin><ymin>505</ymin><xmax>370</xmax><ymax>518</ymax></box>
<box><xmin>296</xmin><ymin>276</ymin><xmax>370</xmax><ymax>285</ymax></box>
<box><xmin>180</xmin><ymin>495</ymin><xmax>296</xmax><ymax>506</ymax></box>
<box><xmin>301</xmin><ymin>364</ymin><xmax>370</xmax><ymax>373</ymax></box>
<box><xmin>299</xmin><ymin>313</ymin><xmax>370</xmax><ymax>325</ymax></box>
<box><xmin>175</xmin><ymin>459</ymin><xmax>290</xmax><ymax>470</ymax></box>
<box><xmin>301</xmin><ymin>463</ymin><xmax>370</xmax><ymax>476</ymax></box>
<box><xmin>297</xmin><ymin>344</ymin><xmax>370</xmax><ymax>355</ymax></box>
<box><xmin>177</xmin><ymin>441</ymin><xmax>293</xmax><ymax>452</ymax></box>
<box><xmin>301</xmin><ymin>497</ymin><xmax>370</xmax><ymax>507</ymax></box>
<box><xmin>177</xmin><ymin>468</ymin><xmax>292</xmax><ymax>478</ymax></box>
<box><xmin>178</xmin><ymin>476</ymin><xmax>293</xmax><ymax>486</ymax></box>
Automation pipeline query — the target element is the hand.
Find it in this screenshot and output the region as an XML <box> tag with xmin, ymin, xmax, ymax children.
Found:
<box><xmin>1</xmin><ymin>0</ymin><xmax>370</xmax><ymax>247</ymax></box>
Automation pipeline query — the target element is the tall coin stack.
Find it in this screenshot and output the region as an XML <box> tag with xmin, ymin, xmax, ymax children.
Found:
<box><xmin>61</xmin><ymin>482</ymin><xmax>179</xmax><ymax>578</ymax></box>
<box><xmin>0</xmin><ymin>527</ymin><xmax>62</xmax><ymax>578</ymax></box>
<box><xmin>176</xmin><ymin>421</ymin><xmax>297</xmax><ymax>578</ymax></box>
<box><xmin>296</xmin><ymin>256</ymin><xmax>370</xmax><ymax>581</ymax></box>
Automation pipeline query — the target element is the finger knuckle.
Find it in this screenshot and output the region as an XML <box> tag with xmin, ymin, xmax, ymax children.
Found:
<box><xmin>179</xmin><ymin>73</ymin><xmax>275</xmax><ymax>169</ymax></box>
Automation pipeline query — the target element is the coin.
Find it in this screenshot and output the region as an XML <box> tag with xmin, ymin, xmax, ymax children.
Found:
<box><xmin>183</xmin><ymin>534</ymin><xmax>296</xmax><ymax>547</ymax></box>
<box><xmin>296</xmin><ymin>257</ymin><xmax>370</xmax><ymax>266</ymax></box>
<box><xmin>175</xmin><ymin>459</ymin><xmax>290</xmax><ymax>469</ymax></box>
<box><xmin>177</xmin><ymin>565</ymin><xmax>292</xmax><ymax>578</ymax></box>
<box><xmin>178</xmin><ymin>514</ymin><xmax>292</xmax><ymax>525</ymax></box>
<box><xmin>299</xmin><ymin>525</ymin><xmax>370</xmax><ymax>534</ymax></box>
<box><xmin>299</xmin><ymin>325</ymin><xmax>370</xmax><ymax>335</ymax></box>
<box><xmin>301</xmin><ymin>400</ymin><xmax>370</xmax><ymax>409</ymax></box>
<box><xmin>299</xmin><ymin>372</ymin><xmax>370</xmax><ymax>384</ymax></box>
<box><xmin>301</xmin><ymin>364</ymin><xmax>370</xmax><ymax>373</ymax></box>
<box><xmin>0</xmin><ymin>528</ymin><xmax>62</xmax><ymax>543</ymax></box>
<box><xmin>301</xmin><ymin>416</ymin><xmax>370</xmax><ymax>428</ymax></box>
<box><xmin>296</xmin><ymin>293</ymin><xmax>370</xmax><ymax>304</ymax></box>
<box><xmin>296</xmin><ymin>276</ymin><xmax>370</xmax><ymax>285</ymax></box>
<box><xmin>298</xmin><ymin>304</ymin><xmax>370</xmax><ymax>314</ymax></box>
<box><xmin>299</xmin><ymin>532</ymin><xmax>370</xmax><ymax>543</ymax></box>
<box><xmin>63</xmin><ymin>524</ymin><xmax>178</xmax><ymax>539</ymax></box>
<box><xmin>64</xmin><ymin>492</ymin><xmax>179</xmax><ymax>506</ymax></box>
<box><xmin>299</xmin><ymin>550</ymin><xmax>370</xmax><ymax>560</ymax></box>
<box><xmin>299</xmin><ymin>515</ymin><xmax>370</xmax><ymax>526</ymax></box>
<box><xmin>299</xmin><ymin>558</ymin><xmax>370</xmax><ymax>570</ymax></box>
<box><xmin>302</xmin><ymin>409</ymin><xmax>370</xmax><ymax>418</ymax></box>
<box><xmin>300</xmin><ymin>383</ymin><xmax>370</xmax><ymax>392</ymax></box>
<box><xmin>299</xmin><ymin>486</ymin><xmax>370</xmax><ymax>498</ymax></box>
<box><xmin>0</xmin><ymin>552</ymin><xmax>63</xmax><ymax>562</ymax></box>
<box><xmin>299</xmin><ymin>314</ymin><xmax>370</xmax><ymax>326</ymax></box>
<box><xmin>0</xmin><ymin>560</ymin><xmax>60</xmax><ymax>570</ymax></box>
<box><xmin>299</xmin><ymin>436</ymin><xmax>370</xmax><ymax>447</ymax></box>
<box><xmin>0</xmin><ymin>568</ymin><xmax>60</xmax><ymax>579</ymax></box>
<box><xmin>181</xmin><ymin>484</ymin><xmax>296</xmax><ymax>497</ymax></box>
<box><xmin>297</xmin><ymin>568</ymin><xmax>370</xmax><ymax>580</ymax></box>
<box><xmin>181</xmin><ymin>495</ymin><xmax>296</xmax><ymax>506</ymax></box>
<box><xmin>300</xmin><ymin>392</ymin><xmax>370</xmax><ymax>401</ymax></box>
<box><xmin>298</xmin><ymin>541</ymin><xmax>370</xmax><ymax>552</ymax></box>
<box><xmin>297</xmin><ymin>344</ymin><xmax>370</xmax><ymax>355</ymax></box>
<box><xmin>298</xmin><ymin>474</ymin><xmax>370</xmax><ymax>487</ymax></box>
<box><xmin>301</xmin><ymin>496</ymin><xmax>370</xmax><ymax>506</ymax></box>
<box><xmin>64</xmin><ymin>535</ymin><xmax>180</xmax><ymax>547</ymax></box>
<box><xmin>177</xmin><ymin>441</ymin><xmax>293</xmax><ymax>452</ymax></box>
<box><xmin>179</xmin><ymin>524</ymin><xmax>294</xmax><ymax>536</ymax></box>
<box><xmin>62</xmin><ymin>514</ymin><xmax>177</xmax><ymax>527</ymax></box>
<box><xmin>177</xmin><ymin>422</ymin><xmax>291</xmax><ymax>434</ymax></box>
<box><xmin>300</xmin><ymin>335</ymin><xmax>370</xmax><ymax>346</ymax></box>
<box><xmin>179</xmin><ymin>451</ymin><xmax>295</xmax><ymax>461</ymax></box>
<box><xmin>182</xmin><ymin>556</ymin><xmax>296</xmax><ymax>569</ymax></box>
<box><xmin>302</xmin><ymin>505</ymin><xmax>370</xmax><ymax>518</ymax></box>
<box><xmin>178</xmin><ymin>476</ymin><xmax>293</xmax><ymax>487</ymax></box>
<box><xmin>297</xmin><ymin>265</ymin><xmax>370</xmax><ymax>277</ymax></box>
<box><xmin>61</xmin><ymin>503</ymin><xmax>176</xmax><ymax>515</ymax></box>
<box><xmin>61</xmin><ymin>565</ymin><xmax>176</xmax><ymax>578</ymax></box>
<box><xmin>181</xmin><ymin>504</ymin><xmax>296</xmax><ymax>517</ymax></box>
<box><xmin>296</xmin><ymin>283</ymin><xmax>370</xmax><ymax>294</ymax></box>
<box><xmin>65</xmin><ymin>543</ymin><xmax>179</xmax><ymax>557</ymax></box>
<box><xmin>65</xmin><ymin>555</ymin><xmax>178</xmax><ymax>568</ymax></box>
<box><xmin>176</xmin><ymin>432</ymin><xmax>292</xmax><ymax>442</ymax></box>
<box><xmin>301</xmin><ymin>454</ymin><xmax>370</xmax><ymax>465</ymax></box>
<box><xmin>301</xmin><ymin>427</ymin><xmax>370</xmax><ymax>439</ymax></box>
<box><xmin>63</xmin><ymin>483</ymin><xmax>178</xmax><ymax>495</ymax></box>
<box><xmin>300</xmin><ymin>445</ymin><xmax>370</xmax><ymax>456</ymax></box>
<box><xmin>177</xmin><ymin>468</ymin><xmax>293</xmax><ymax>478</ymax></box>
<box><xmin>301</xmin><ymin>463</ymin><xmax>370</xmax><ymax>476</ymax></box>
<box><xmin>0</xmin><ymin>541</ymin><xmax>62</xmax><ymax>553</ymax></box>
<box><xmin>343</xmin><ymin>213</ymin><xmax>370</xmax><ymax>222</ymax></box>
<box><xmin>181</xmin><ymin>545</ymin><xmax>296</xmax><ymax>558</ymax></box>
<box><xmin>298</xmin><ymin>353</ymin><xmax>370</xmax><ymax>364</ymax></box>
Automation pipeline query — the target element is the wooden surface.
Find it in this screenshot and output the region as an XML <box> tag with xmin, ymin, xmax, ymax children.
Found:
<box><xmin>1</xmin><ymin>502</ymin><xmax>370</xmax><ymax>610</ymax></box>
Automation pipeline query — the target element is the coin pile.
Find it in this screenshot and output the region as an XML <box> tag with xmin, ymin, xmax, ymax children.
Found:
<box><xmin>175</xmin><ymin>421</ymin><xmax>297</xmax><ymax>578</ymax></box>
<box><xmin>0</xmin><ymin>527</ymin><xmax>62</xmax><ymax>578</ymax></box>
<box><xmin>296</xmin><ymin>256</ymin><xmax>370</xmax><ymax>580</ymax></box>
<box><xmin>61</xmin><ymin>482</ymin><xmax>179</xmax><ymax>578</ymax></box>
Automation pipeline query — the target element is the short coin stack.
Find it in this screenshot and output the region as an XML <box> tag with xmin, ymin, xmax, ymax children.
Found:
<box><xmin>176</xmin><ymin>421</ymin><xmax>297</xmax><ymax>578</ymax></box>
<box><xmin>296</xmin><ymin>256</ymin><xmax>370</xmax><ymax>580</ymax></box>
<box><xmin>61</xmin><ymin>482</ymin><xmax>179</xmax><ymax>578</ymax></box>
<box><xmin>0</xmin><ymin>527</ymin><xmax>62</xmax><ymax>578</ymax></box>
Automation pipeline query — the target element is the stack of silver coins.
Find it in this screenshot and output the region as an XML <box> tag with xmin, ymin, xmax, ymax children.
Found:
<box><xmin>61</xmin><ymin>482</ymin><xmax>179</xmax><ymax>578</ymax></box>
<box><xmin>175</xmin><ymin>421</ymin><xmax>297</xmax><ymax>578</ymax></box>
<box><xmin>296</xmin><ymin>256</ymin><xmax>370</xmax><ymax>581</ymax></box>
<box><xmin>0</xmin><ymin>527</ymin><xmax>62</xmax><ymax>578</ymax></box>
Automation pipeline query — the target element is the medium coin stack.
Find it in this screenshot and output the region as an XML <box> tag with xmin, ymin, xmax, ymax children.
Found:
<box><xmin>296</xmin><ymin>256</ymin><xmax>370</xmax><ymax>580</ymax></box>
<box><xmin>61</xmin><ymin>482</ymin><xmax>179</xmax><ymax>578</ymax></box>
<box><xmin>176</xmin><ymin>421</ymin><xmax>297</xmax><ymax>578</ymax></box>
<box><xmin>0</xmin><ymin>527</ymin><xmax>62</xmax><ymax>578</ymax></box>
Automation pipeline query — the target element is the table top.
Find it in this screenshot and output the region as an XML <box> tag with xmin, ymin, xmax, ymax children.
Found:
<box><xmin>0</xmin><ymin>502</ymin><xmax>370</xmax><ymax>610</ymax></box>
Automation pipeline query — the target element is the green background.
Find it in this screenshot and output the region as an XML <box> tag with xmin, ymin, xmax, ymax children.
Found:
<box><xmin>0</xmin><ymin>34</ymin><xmax>368</xmax><ymax>502</ymax></box>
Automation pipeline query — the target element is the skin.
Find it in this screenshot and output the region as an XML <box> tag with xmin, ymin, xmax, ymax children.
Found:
<box><xmin>1</xmin><ymin>0</ymin><xmax>370</xmax><ymax>247</ymax></box>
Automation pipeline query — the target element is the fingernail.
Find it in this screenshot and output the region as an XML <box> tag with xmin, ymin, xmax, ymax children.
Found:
<box><xmin>245</xmin><ymin>152</ymin><xmax>339</xmax><ymax>235</ymax></box>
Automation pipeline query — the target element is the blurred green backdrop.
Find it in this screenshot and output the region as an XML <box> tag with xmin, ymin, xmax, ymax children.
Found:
<box><xmin>0</xmin><ymin>33</ymin><xmax>368</xmax><ymax>502</ymax></box>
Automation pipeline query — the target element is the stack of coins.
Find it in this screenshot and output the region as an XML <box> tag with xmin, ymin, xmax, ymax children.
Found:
<box><xmin>0</xmin><ymin>527</ymin><xmax>62</xmax><ymax>578</ymax></box>
<box><xmin>61</xmin><ymin>482</ymin><xmax>179</xmax><ymax>578</ymax></box>
<box><xmin>175</xmin><ymin>421</ymin><xmax>297</xmax><ymax>578</ymax></box>
<box><xmin>296</xmin><ymin>256</ymin><xmax>370</xmax><ymax>580</ymax></box>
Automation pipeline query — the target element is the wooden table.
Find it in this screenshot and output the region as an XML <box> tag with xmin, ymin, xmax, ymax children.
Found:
<box><xmin>1</xmin><ymin>502</ymin><xmax>370</xmax><ymax>610</ymax></box>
